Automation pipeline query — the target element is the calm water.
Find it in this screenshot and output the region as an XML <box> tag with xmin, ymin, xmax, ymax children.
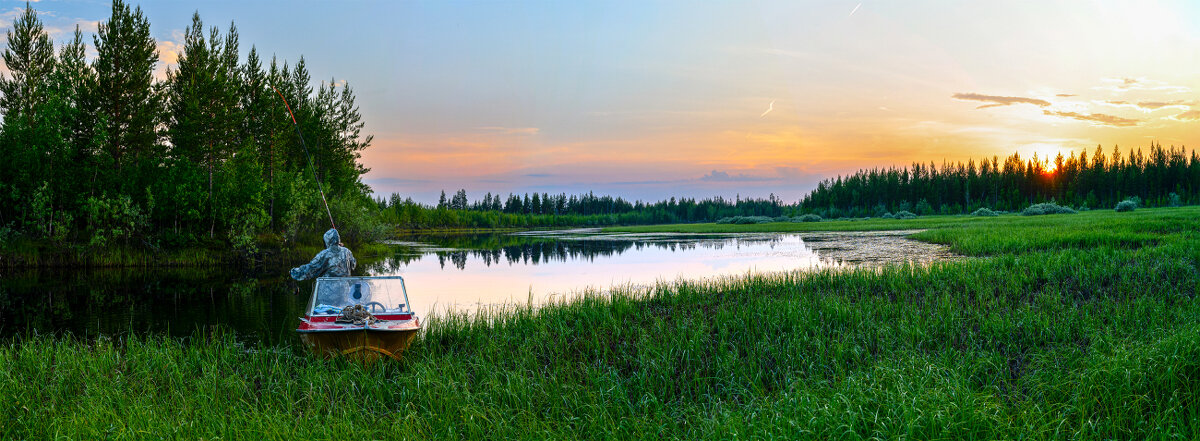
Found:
<box><xmin>0</xmin><ymin>230</ymin><xmax>955</xmax><ymax>345</ymax></box>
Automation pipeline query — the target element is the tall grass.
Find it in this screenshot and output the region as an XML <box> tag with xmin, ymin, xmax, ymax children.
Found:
<box><xmin>3</xmin><ymin>206</ymin><xmax>1200</xmax><ymax>439</ymax></box>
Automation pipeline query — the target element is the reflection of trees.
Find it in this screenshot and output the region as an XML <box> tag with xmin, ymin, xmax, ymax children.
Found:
<box><xmin>367</xmin><ymin>234</ymin><xmax>786</xmax><ymax>272</ymax></box>
<box><xmin>0</xmin><ymin>267</ymin><xmax>307</xmax><ymax>345</ymax></box>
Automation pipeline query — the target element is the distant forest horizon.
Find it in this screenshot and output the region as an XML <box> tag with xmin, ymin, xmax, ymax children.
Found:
<box><xmin>377</xmin><ymin>142</ymin><xmax>1197</xmax><ymax>229</ymax></box>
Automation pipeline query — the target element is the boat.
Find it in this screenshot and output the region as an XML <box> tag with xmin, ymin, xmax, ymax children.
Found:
<box><xmin>296</xmin><ymin>275</ymin><xmax>421</xmax><ymax>362</ymax></box>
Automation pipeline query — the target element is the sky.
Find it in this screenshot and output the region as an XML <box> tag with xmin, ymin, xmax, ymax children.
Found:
<box><xmin>4</xmin><ymin>0</ymin><xmax>1200</xmax><ymax>204</ymax></box>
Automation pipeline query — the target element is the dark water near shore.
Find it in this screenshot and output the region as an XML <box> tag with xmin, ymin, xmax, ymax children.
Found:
<box><xmin>0</xmin><ymin>230</ymin><xmax>955</xmax><ymax>345</ymax></box>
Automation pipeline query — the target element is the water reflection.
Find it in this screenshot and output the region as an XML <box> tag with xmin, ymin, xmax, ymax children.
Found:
<box><xmin>371</xmin><ymin>233</ymin><xmax>791</xmax><ymax>272</ymax></box>
<box><xmin>1</xmin><ymin>230</ymin><xmax>955</xmax><ymax>344</ymax></box>
<box><xmin>0</xmin><ymin>267</ymin><xmax>307</xmax><ymax>345</ymax></box>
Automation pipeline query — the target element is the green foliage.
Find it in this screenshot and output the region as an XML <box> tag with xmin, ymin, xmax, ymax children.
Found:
<box><xmin>0</xmin><ymin>5</ymin><xmax>378</xmax><ymax>257</ymax></box>
<box><xmin>894</xmin><ymin>210</ymin><xmax>917</xmax><ymax>219</ymax></box>
<box><xmin>1115</xmin><ymin>199</ymin><xmax>1138</xmax><ymax>212</ymax></box>
<box><xmin>1022</xmin><ymin>202</ymin><xmax>1077</xmax><ymax>216</ymax></box>
<box><xmin>971</xmin><ymin>207</ymin><xmax>999</xmax><ymax>217</ymax></box>
<box><xmin>716</xmin><ymin>216</ymin><xmax>775</xmax><ymax>224</ymax></box>
<box><xmin>915</xmin><ymin>198</ymin><xmax>934</xmax><ymax>215</ymax></box>
<box><xmin>1169</xmin><ymin>192</ymin><xmax>1182</xmax><ymax>207</ymax></box>
<box><xmin>82</xmin><ymin>193</ymin><xmax>147</xmax><ymax>248</ymax></box>
<box><xmin>329</xmin><ymin>195</ymin><xmax>389</xmax><ymax>244</ymax></box>
<box><xmin>794</xmin><ymin>213</ymin><xmax>823</xmax><ymax>222</ymax></box>
<box><xmin>381</xmin><ymin>191</ymin><xmax>794</xmax><ymax>230</ymax></box>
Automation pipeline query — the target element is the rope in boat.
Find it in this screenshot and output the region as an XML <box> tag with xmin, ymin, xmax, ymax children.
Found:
<box><xmin>335</xmin><ymin>304</ymin><xmax>378</xmax><ymax>325</ymax></box>
<box><xmin>270</xmin><ymin>84</ymin><xmax>337</xmax><ymax>230</ymax></box>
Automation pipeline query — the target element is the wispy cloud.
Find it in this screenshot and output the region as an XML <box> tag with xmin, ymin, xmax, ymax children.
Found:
<box><xmin>1098</xmin><ymin>99</ymin><xmax>1191</xmax><ymax>112</ymax></box>
<box><xmin>952</xmin><ymin>93</ymin><xmax>1051</xmax><ymax>109</ymax></box>
<box><xmin>699</xmin><ymin>170</ymin><xmax>776</xmax><ymax>182</ymax></box>
<box><xmin>1055</xmin><ymin>93</ymin><xmax>1077</xmax><ymax>97</ymax></box>
<box><xmin>1042</xmin><ymin>110</ymin><xmax>1139</xmax><ymax>127</ymax></box>
<box><xmin>1170</xmin><ymin>110</ymin><xmax>1200</xmax><ymax>121</ymax></box>
<box><xmin>476</xmin><ymin>126</ymin><xmax>540</xmax><ymax>136</ymax></box>
<box><xmin>1095</xmin><ymin>77</ymin><xmax>1191</xmax><ymax>94</ymax></box>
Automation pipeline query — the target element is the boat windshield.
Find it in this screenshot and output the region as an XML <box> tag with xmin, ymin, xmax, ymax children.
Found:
<box><xmin>307</xmin><ymin>276</ymin><xmax>413</xmax><ymax>316</ymax></box>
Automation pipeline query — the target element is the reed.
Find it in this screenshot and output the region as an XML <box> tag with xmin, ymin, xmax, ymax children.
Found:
<box><xmin>2</xmin><ymin>206</ymin><xmax>1199</xmax><ymax>439</ymax></box>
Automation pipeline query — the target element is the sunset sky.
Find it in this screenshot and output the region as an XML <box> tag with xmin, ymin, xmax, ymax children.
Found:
<box><xmin>6</xmin><ymin>0</ymin><xmax>1200</xmax><ymax>203</ymax></box>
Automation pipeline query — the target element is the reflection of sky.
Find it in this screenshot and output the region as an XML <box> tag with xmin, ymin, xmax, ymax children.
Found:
<box><xmin>383</xmin><ymin>235</ymin><xmax>835</xmax><ymax>315</ymax></box>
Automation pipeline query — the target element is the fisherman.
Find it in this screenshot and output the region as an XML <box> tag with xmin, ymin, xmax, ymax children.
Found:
<box><xmin>290</xmin><ymin>228</ymin><xmax>356</xmax><ymax>280</ymax></box>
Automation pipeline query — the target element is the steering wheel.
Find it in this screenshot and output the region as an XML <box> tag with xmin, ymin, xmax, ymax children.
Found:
<box><xmin>362</xmin><ymin>301</ymin><xmax>388</xmax><ymax>313</ymax></box>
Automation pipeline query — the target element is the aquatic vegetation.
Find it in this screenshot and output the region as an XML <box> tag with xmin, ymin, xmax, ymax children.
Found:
<box><xmin>1021</xmin><ymin>202</ymin><xmax>1077</xmax><ymax>216</ymax></box>
<box><xmin>3</xmin><ymin>206</ymin><xmax>1200</xmax><ymax>439</ymax></box>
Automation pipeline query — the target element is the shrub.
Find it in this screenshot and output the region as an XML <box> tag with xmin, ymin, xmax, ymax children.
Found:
<box><xmin>970</xmin><ymin>208</ymin><xmax>999</xmax><ymax>217</ymax></box>
<box><xmin>1115</xmin><ymin>199</ymin><xmax>1138</xmax><ymax>212</ymax></box>
<box><xmin>1169</xmin><ymin>192</ymin><xmax>1182</xmax><ymax>207</ymax></box>
<box><xmin>83</xmin><ymin>193</ymin><xmax>149</xmax><ymax>248</ymax></box>
<box><xmin>716</xmin><ymin>216</ymin><xmax>774</xmax><ymax>224</ymax></box>
<box><xmin>894</xmin><ymin>211</ymin><xmax>917</xmax><ymax>220</ymax></box>
<box><xmin>1021</xmin><ymin>202</ymin><xmax>1077</xmax><ymax>216</ymax></box>
<box><xmin>880</xmin><ymin>213</ymin><xmax>894</xmax><ymax>219</ymax></box>
<box><xmin>793</xmin><ymin>214</ymin><xmax>822</xmax><ymax>223</ymax></box>
<box><xmin>915</xmin><ymin>199</ymin><xmax>934</xmax><ymax>216</ymax></box>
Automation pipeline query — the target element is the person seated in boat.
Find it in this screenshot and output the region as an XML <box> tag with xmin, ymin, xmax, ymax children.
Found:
<box><xmin>290</xmin><ymin>228</ymin><xmax>357</xmax><ymax>280</ymax></box>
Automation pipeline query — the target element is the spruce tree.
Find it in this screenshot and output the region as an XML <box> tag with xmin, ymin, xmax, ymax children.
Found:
<box><xmin>93</xmin><ymin>0</ymin><xmax>161</xmax><ymax>194</ymax></box>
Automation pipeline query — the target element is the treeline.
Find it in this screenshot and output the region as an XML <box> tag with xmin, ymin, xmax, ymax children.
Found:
<box><xmin>378</xmin><ymin>192</ymin><xmax>790</xmax><ymax>229</ymax></box>
<box><xmin>800</xmin><ymin>143</ymin><xmax>1199</xmax><ymax>218</ymax></box>
<box><xmin>0</xmin><ymin>2</ymin><xmax>379</xmax><ymax>256</ymax></box>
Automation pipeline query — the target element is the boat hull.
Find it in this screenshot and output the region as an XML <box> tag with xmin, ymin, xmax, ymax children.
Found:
<box><xmin>298</xmin><ymin>319</ymin><xmax>420</xmax><ymax>362</ymax></box>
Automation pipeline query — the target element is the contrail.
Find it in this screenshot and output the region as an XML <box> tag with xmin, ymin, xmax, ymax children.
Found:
<box><xmin>759</xmin><ymin>99</ymin><xmax>775</xmax><ymax>118</ymax></box>
<box><xmin>849</xmin><ymin>2</ymin><xmax>861</xmax><ymax>17</ymax></box>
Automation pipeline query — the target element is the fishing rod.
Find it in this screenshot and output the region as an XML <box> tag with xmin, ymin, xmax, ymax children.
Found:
<box><xmin>270</xmin><ymin>84</ymin><xmax>337</xmax><ymax>230</ymax></box>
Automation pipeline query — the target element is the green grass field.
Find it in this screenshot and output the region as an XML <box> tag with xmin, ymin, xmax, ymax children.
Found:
<box><xmin>3</xmin><ymin>207</ymin><xmax>1199</xmax><ymax>439</ymax></box>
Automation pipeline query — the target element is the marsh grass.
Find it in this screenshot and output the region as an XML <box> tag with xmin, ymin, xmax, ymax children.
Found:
<box><xmin>4</xmin><ymin>206</ymin><xmax>1200</xmax><ymax>439</ymax></box>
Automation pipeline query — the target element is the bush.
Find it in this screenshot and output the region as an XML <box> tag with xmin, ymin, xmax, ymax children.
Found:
<box><xmin>970</xmin><ymin>208</ymin><xmax>999</xmax><ymax>217</ymax></box>
<box><xmin>1021</xmin><ymin>202</ymin><xmax>1077</xmax><ymax>216</ymax></box>
<box><xmin>793</xmin><ymin>214</ymin><xmax>822</xmax><ymax>223</ymax></box>
<box><xmin>715</xmin><ymin>216</ymin><xmax>774</xmax><ymax>224</ymax></box>
<box><xmin>880</xmin><ymin>213</ymin><xmax>894</xmax><ymax>219</ymax></box>
<box><xmin>1169</xmin><ymin>192</ymin><xmax>1182</xmax><ymax>207</ymax></box>
<box><xmin>1115</xmin><ymin>199</ymin><xmax>1138</xmax><ymax>212</ymax></box>
<box><xmin>915</xmin><ymin>199</ymin><xmax>934</xmax><ymax>216</ymax></box>
<box><xmin>894</xmin><ymin>211</ymin><xmax>917</xmax><ymax>220</ymax></box>
<box><xmin>83</xmin><ymin>193</ymin><xmax>149</xmax><ymax>248</ymax></box>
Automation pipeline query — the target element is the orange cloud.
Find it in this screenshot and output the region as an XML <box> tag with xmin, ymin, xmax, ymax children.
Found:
<box><xmin>952</xmin><ymin>93</ymin><xmax>1050</xmax><ymax>109</ymax></box>
<box><xmin>1042</xmin><ymin>110</ymin><xmax>1139</xmax><ymax>127</ymax></box>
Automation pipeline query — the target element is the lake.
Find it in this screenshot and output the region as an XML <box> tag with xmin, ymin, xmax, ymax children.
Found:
<box><xmin>0</xmin><ymin>229</ymin><xmax>955</xmax><ymax>345</ymax></box>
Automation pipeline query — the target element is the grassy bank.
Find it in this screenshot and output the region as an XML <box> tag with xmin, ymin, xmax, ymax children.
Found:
<box><xmin>3</xmin><ymin>207</ymin><xmax>1199</xmax><ymax>439</ymax></box>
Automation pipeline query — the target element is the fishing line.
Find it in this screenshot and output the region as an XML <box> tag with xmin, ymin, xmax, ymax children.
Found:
<box><xmin>270</xmin><ymin>84</ymin><xmax>336</xmax><ymax>230</ymax></box>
